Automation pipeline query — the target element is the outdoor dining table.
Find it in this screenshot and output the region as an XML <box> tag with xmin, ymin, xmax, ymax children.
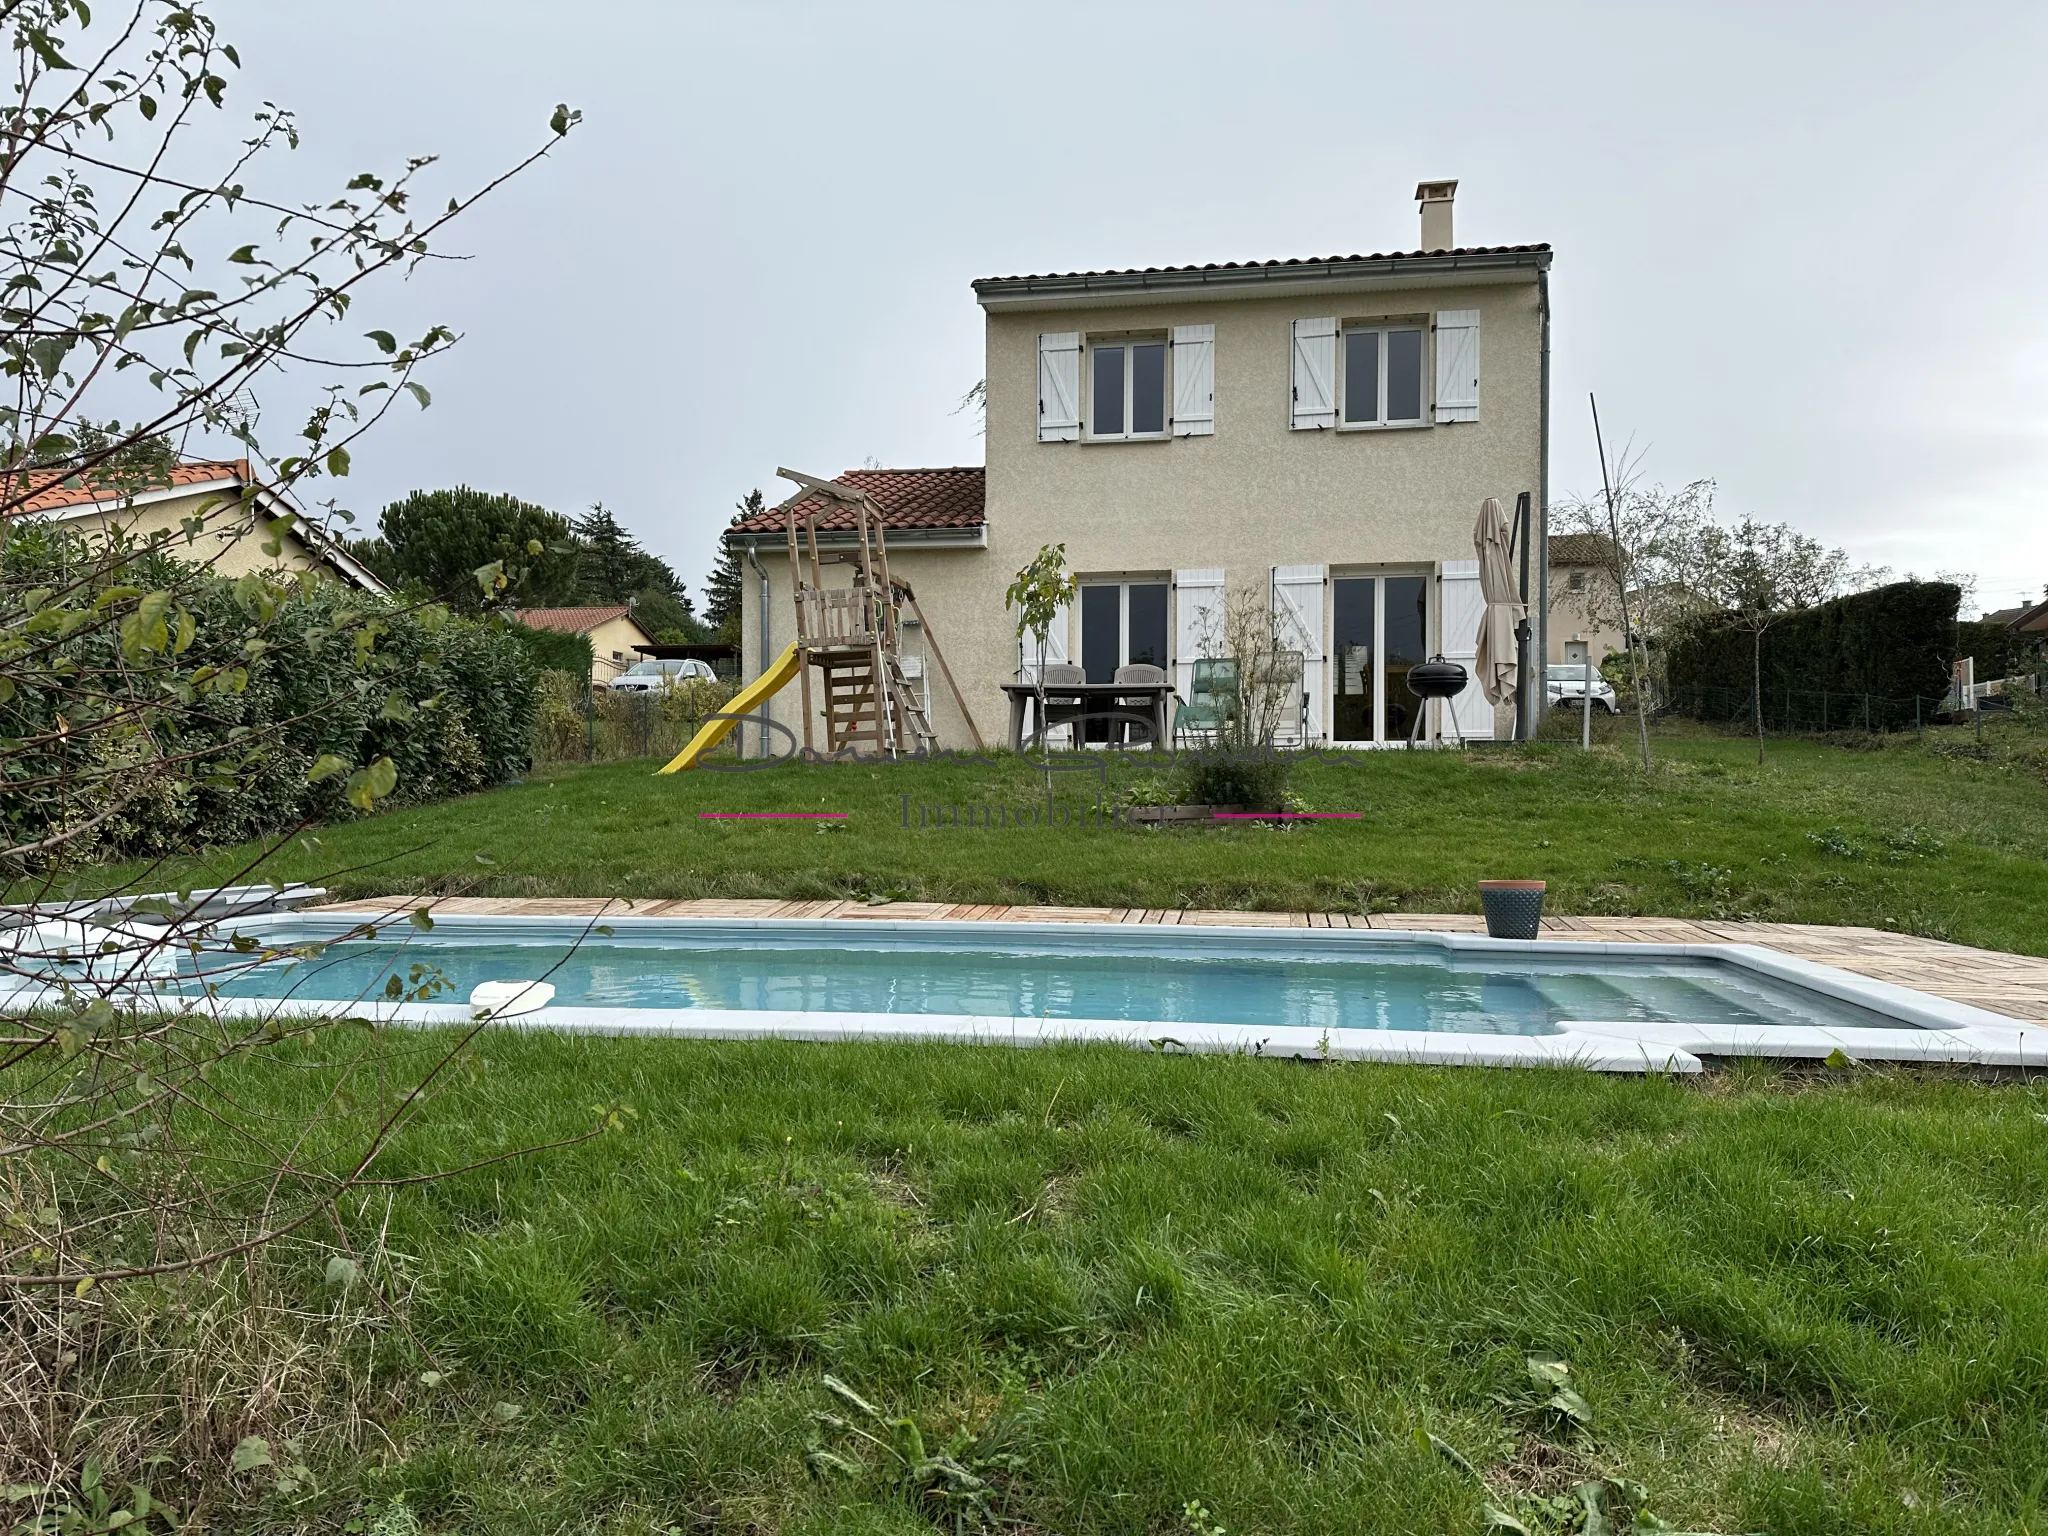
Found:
<box><xmin>1000</xmin><ymin>679</ymin><xmax>1176</xmax><ymax>751</ymax></box>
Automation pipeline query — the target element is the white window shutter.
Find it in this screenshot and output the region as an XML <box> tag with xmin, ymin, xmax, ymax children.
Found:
<box><xmin>1038</xmin><ymin>332</ymin><xmax>1080</xmax><ymax>442</ymax></box>
<box><xmin>1437</xmin><ymin>560</ymin><xmax>1494</xmax><ymax>740</ymax></box>
<box><xmin>1434</xmin><ymin>310</ymin><xmax>1480</xmax><ymax>424</ymax></box>
<box><xmin>1171</xmin><ymin>323</ymin><xmax>1214</xmax><ymax>436</ymax></box>
<box><xmin>1270</xmin><ymin>564</ymin><xmax>1326</xmax><ymax>743</ymax></box>
<box><xmin>1290</xmin><ymin>317</ymin><xmax>1337</xmax><ymax>430</ymax></box>
<box><xmin>1018</xmin><ymin>599</ymin><xmax>1071</xmax><ymax>677</ymax></box>
<box><xmin>1172</xmin><ymin>568</ymin><xmax>1225</xmax><ymax>706</ymax></box>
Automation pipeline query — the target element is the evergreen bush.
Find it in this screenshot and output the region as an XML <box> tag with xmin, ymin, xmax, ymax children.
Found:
<box><xmin>1664</xmin><ymin>580</ymin><xmax>1959</xmax><ymax>729</ymax></box>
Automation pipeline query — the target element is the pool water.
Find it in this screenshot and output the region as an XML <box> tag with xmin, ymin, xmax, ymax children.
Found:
<box><xmin>186</xmin><ymin>935</ymin><xmax>1904</xmax><ymax>1036</ymax></box>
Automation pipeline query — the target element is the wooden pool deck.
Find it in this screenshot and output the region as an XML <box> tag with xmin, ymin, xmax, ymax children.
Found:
<box><xmin>308</xmin><ymin>896</ymin><xmax>2048</xmax><ymax>1029</ymax></box>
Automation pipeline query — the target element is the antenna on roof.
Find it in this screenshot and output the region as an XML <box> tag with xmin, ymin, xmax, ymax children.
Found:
<box><xmin>217</xmin><ymin>388</ymin><xmax>259</xmax><ymax>440</ymax></box>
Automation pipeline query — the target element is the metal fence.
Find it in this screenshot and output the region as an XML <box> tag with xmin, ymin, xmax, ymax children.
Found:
<box><xmin>1657</xmin><ymin>674</ymin><xmax>2045</xmax><ymax>734</ymax></box>
<box><xmin>532</xmin><ymin>674</ymin><xmax>734</xmax><ymax>766</ymax></box>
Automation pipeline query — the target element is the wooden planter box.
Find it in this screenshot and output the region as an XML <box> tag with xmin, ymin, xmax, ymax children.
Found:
<box><xmin>1127</xmin><ymin>804</ymin><xmax>1247</xmax><ymax>824</ymax></box>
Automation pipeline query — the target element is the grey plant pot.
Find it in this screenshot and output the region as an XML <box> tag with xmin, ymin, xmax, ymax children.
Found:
<box><xmin>1478</xmin><ymin>880</ymin><xmax>1546</xmax><ymax>940</ymax></box>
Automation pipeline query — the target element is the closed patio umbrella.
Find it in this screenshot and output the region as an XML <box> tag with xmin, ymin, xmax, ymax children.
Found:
<box><xmin>1473</xmin><ymin>496</ymin><xmax>1525</xmax><ymax>709</ymax></box>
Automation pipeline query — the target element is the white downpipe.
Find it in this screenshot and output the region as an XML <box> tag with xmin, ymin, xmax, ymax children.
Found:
<box><xmin>746</xmin><ymin>545</ymin><xmax>771</xmax><ymax>759</ymax></box>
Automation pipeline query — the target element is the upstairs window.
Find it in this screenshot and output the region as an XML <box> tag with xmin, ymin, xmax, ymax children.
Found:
<box><xmin>1341</xmin><ymin>324</ymin><xmax>1426</xmax><ymax>427</ymax></box>
<box><xmin>1089</xmin><ymin>337</ymin><xmax>1168</xmax><ymax>440</ymax></box>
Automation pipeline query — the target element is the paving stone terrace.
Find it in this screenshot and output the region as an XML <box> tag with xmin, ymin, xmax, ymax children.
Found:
<box><xmin>310</xmin><ymin>897</ymin><xmax>2048</xmax><ymax>1029</ymax></box>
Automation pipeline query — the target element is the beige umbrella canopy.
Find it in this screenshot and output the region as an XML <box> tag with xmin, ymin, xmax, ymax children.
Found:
<box><xmin>1473</xmin><ymin>496</ymin><xmax>1526</xmax><ymax>708</ymax></box>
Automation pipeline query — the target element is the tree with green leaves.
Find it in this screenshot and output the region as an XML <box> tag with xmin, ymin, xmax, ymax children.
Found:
<box><xmin>704</xmin><ymin>488</ymin><xmax>762</xmax><ymax>644</ymax></box>
<box><xmin>375</xmin><ymin>486</ymin><xmax>580</xmax><ymax>611</ymax></box>
<box><xmin>1005</xmin><ymin>542</ymin><xmax>1078</xmax><ymax>774</ymax></box>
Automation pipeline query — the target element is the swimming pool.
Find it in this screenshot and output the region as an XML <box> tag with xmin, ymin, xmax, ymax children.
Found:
<box><xmin>31</xmin><ymin>910</ymin><xmax>2029</xmax><ymax>1074</ymax></box>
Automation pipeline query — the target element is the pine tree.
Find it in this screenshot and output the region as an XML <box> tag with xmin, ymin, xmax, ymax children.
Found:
<box><xmin>570</xmin><ymin>503</ymin><xmax>704</xmax><ymax>638</ymax></box>
<box><xmin>375</xmin><ymin>486</ymin><xmax>579</xmax><ymax>612</ymax></box>
<box><xmin>572</xmin><ymin>504</ymin><xmax>646</xmax><ymax>603</ymax></box>
<box><xmin>703</xmin><ymin>488</ymin><xmax>762</xmax><ymax>644</ymax></box>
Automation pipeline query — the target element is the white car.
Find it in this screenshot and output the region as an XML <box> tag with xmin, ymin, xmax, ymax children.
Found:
<box><xmin>604</xmin><ymin>657</ymin><xmax>718</xmax><ymax>693</ymax></box>
<box><xmin>1546</xmin><ymin>664</ymin><xmax>1619</xmax><ymax>713</ymax></box>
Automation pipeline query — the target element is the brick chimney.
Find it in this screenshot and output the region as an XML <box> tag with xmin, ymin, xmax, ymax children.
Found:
<box><xmin>1416</xmin><ymin>179</ymin><xmax>1458</xmax><ymax>252</ymax></box>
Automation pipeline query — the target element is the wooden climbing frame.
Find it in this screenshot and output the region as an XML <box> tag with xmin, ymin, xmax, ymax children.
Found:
<box><xmin>774</xmin><ymin>467</ymin><xmax>982</xmax><ymax>757</ymax></box>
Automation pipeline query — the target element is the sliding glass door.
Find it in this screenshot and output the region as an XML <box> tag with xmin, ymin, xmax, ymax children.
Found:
<box><xmin>1330</xmin><ymin>574</ymin><xmax>1430</xmax><ymax>744</ymax></box>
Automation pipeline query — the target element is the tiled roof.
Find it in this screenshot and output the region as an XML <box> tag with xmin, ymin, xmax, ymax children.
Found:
<box><xmin>1548</xmin><ymin>533</ymin><xmax>1616</xmax><ymax>565</ymax></box>
<box><xmin>974</xmin><ymin>245</ymin><xmax>1550</xmax><ymax>287</ymax></box>
<box><xmin>7</xmin><ymin>458</ymin><xmax>249</xmax><ymax>515</ymax></box>
<box><xmin>1985</xmin><ymin>599</ymin><xmax>2048</xmax><ymax>632</ymax></box>
<box><xmin>728</xmin><ymin>467</ymin><xmax>985</xmax><ymax>538</ymax></box>
<box><xmin>511</xmin><ymin>606</ymin><xmax>645</xmax><ymax>636</ymax></box>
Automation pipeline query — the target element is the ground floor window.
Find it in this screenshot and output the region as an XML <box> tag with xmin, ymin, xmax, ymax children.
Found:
<box><xmin>1079</xmin><ymin>581</ymin><xmax>1169</xmax><ymax>682</ymax></box>
<box><xmin>1331</xmin><ymin>574</ymin><xmax>1429</xmax><ymax>743</ymax></box>
<box><xmin>1080</xmin><ymin>580</ymin><xmax>1169</xmax><ymax>742</ymax></box>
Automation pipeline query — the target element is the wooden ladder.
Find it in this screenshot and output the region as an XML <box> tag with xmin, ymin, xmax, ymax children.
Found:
<box><xmin>884</xmin><ymin>654</ymin><xmax>938</xmax><ymax>754</ymax></box>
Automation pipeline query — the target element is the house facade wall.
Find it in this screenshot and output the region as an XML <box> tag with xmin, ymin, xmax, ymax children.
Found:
<box><xmin>586</xmin><ymin>613</ymin><xmax>655</xmax><ymax>683</ymax></box>
<box><xmin>983</xmin><ymin>280</ymin><xmax>1542</xmax><ymax>580</ymax></box>
<box><xmin>1546</xmin><ymin>563</ymin><xmax>1626</xmax><ymax>667</ymax></box>
<box><xmin>975</xmin><ymin>274</ymin><xmax>1542</xmax><ymax>746</ymax></box>
<box><xmin>737</xmin><ymin>261</ymin><xmax>1549</xmax><ymax>755</ymax></box>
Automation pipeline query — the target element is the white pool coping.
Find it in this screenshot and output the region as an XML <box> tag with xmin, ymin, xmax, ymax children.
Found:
<box><xmin>6</xmin><ymin>914</ymin><xmax>2042</xmax><ymax>1074</ymax></box>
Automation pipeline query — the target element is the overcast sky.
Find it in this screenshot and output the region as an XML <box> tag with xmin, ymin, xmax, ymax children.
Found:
<box><xmin>215</xmin><ymin>0</ymin><xmax>2048</xmax><ymax>616</ymax></box>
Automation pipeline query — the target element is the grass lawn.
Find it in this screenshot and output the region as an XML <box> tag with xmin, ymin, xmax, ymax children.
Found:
<box><xmin>90</xmin><ymin>722</ymin><xmax>2048</xmax><ymax>956</ymax></box>
<box><xmin>263</xmin><ymin>1032</ymin><xmax>2047</xmax><ymax>1534</ymax></box>
<box><xmin>40</xmin><ymin>724</ymin><xmax>2048</xmax><ymax>1532</ymax></box>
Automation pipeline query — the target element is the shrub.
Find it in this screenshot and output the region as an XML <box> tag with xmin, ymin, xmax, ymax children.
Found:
<box><xmin>535</xmin><ymin>668</ymin><xmax>589</xmax><ymax>761</ymax></box>
<box><xmin>0</xmin><ymin>532</ymin><xmax>538</xmax><ymax>863</ymax></box>
<box><xmin>502</xmin><ymin>618</ymin><xmax>593</xmax><ymax>679</ymax></box>
<box><xmin>1173</xmin><ymin>749</ymin><xmax>1293</xmax><ymax>812</ymax></box>
<box><xmin>1956</xmin><ymin>617</ymin><xmax>2047</xmax><ymax>683</ymax></box>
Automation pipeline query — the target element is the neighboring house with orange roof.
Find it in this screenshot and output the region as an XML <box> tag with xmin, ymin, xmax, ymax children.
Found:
<box><xmin>5</xmin><ymin>457</ymin><xmax>388</xmax><ymax>592</ymax></box>
<box><xmin>510</xmin><ymin>605</ymin><xmax>657</xmax><ymax>687</ymax></box>
<box><xmin>725</xmin><ymin>180</ymin><xmax>1550</xmax><ymax>750</ymax></box>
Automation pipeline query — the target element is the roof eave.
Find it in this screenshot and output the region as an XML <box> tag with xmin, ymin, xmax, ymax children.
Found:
<box><xmin>973</xmin><ymin>247</ymin><xmax>1551</xmax><ymax>312</ymax></box>
<box><xmin>28</xmin><ymin>471</ymin><xmax>389</xmax><ymax>596</ymax></box>
<box><xmin>724</xmin><ymin>523</ymin><xmax>988</xmax><ymax>551</ymax></box>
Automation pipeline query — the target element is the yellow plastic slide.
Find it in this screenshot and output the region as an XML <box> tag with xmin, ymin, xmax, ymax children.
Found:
<box><xmin>656</xmin><ymin>642</ymin><xmax>802</xmax><ymax>774</ymax></box>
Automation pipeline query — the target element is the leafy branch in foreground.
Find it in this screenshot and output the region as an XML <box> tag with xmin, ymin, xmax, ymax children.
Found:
<box><xmin>0</xmin><ymin>0</ymin><xmax>588</xmax><ymax>1520</ymax></box>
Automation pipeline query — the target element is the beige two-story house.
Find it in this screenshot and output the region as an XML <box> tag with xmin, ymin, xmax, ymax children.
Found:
<box><xmin>729</xmin><ymin>183</ymin><xmax>1551</xmax><ymax>750</ymax></box>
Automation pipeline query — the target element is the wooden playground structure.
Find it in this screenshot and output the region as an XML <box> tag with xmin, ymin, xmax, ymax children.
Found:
<box><xmin>774</xmin><ymin>468</ymin><xmax>982</xmax><ymax>757</ymax></box>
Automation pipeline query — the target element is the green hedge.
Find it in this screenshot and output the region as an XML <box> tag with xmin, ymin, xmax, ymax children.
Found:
<box><xmin>501</xmin><ymin>619</ymin><xmax>593</xmax><ymax>682</ymax></box>
<box><xmin>0</xmin><ymin>533</ymin><xmax>540</xmax><ymax>864</ymax></box>
<box><xmin>1664</xmin><ymin>581</ymin><xmax>1960</xmax><ymax>730</ymax></box>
